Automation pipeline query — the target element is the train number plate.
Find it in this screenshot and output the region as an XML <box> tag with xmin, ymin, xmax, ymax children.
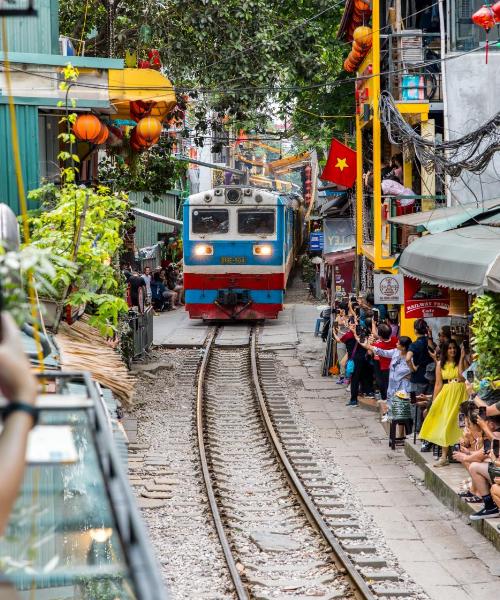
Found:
<box><xmin>220</xmin><ymin>256</ymin><xmax>247</xmax><ymax>265</ymax></box>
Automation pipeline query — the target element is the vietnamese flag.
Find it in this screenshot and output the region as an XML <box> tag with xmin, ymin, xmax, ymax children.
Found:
<box><xmin>320</xmin><ymin>138</ymin><xmax>357</xmax><ymax>188</ymax></box>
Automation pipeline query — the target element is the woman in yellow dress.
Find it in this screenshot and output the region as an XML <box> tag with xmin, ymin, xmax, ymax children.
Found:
<box><xmin>419</xmin><ymin>340</ymin><xmax>468</xmax><ymax>467</ymax></box>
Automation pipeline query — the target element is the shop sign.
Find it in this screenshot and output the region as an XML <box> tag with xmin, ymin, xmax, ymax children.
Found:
<box><xmin>323</xmin><ymin>218</ymin><xmax>355</xmax><ymax>253</ymax></box>
<box><xmin>374</xmin><ymin>273</ymin><xmax>404</xmax><ymax>304</ymax></box>
<box><xmin>333</xmin><ymin>260</ymin><xmax>354</xmax><ymax>296</ymax></box>
<box><xmin>309</xmin><ymin>232</ymin><xmax>324</xmax><ymax>251</ymax></box>
<box><xmin>404</xmin><ymin>277</ymin><xmax>450</xmax><ymax>318</ymax></box>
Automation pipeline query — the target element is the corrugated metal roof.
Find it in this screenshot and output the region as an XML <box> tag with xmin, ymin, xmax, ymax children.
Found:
<box><xmin>3</xmin><ymin>0</ymin><xmax>59</xmax><ymax>54</ymax></box>
<box><xmin>0</xmin><ymin>104</ymin><xmax>40</xmax><ymax>214</ymax></box>
<box><xmin>130</xmin><ymin>191</ymin><xmax>179</xmax><ymax>249</ymax></box>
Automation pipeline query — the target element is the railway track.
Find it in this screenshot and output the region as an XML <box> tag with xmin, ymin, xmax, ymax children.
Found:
<box><xmin>196</xmin><ymin>326</ymin><xmax>381</xmax><ymax>600</ymax></box>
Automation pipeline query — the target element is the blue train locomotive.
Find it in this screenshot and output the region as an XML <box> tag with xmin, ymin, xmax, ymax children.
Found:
<box><xmin>183</xmin><ymin>186</ymin><xmax>303</xmax><ymax>320</ymax></box>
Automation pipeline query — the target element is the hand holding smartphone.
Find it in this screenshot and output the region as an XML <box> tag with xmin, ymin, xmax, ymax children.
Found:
<box><xmin>478</xmin><ymin>406</ymin><xmax>487</xmax><ymax>420</ymax></box>
<box><xmin>458</xmin><ymin>413</ymin><xmax>466</xmax><ymax>428</ymax></box>
<box><xmin>466</xmin><ymin>370</ymin><xmax>474</xmax><ymax>383</ymax></box>
<box><xmin>484</xmin><ymin>439</ymin><xmax>492</xmax><ymax>453</ymax></box>
<box><xmin>493</xmin><ymin>439</ymin><xmax>500</xmax><ymax>458</ymax></box>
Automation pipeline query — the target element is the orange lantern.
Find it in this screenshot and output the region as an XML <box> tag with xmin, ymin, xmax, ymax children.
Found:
<box><xmin>344</xmin><ymin>57</ymin><xmax>356</xmax><ymax>72</ymax></box>
<box><xmin>136</xmin><ymin>117</ymin><xmax>162</xmax><ymax>143</ymax></box>
<box><xmin>130</xmin><ymin>100</ymin><xmax>154</xmax><ymax>122</ymax></box>
<box><xmin>353</xmin><ymin>26</ymin><xmax>372</xmax><ymax>48</ymax></box>
<box><xmin>93</xmin><ymin>123</ymin><xmax>109</xmax><ymax>145</ymax></box>
<box><xmin>72</xmin><ymin>114</ymin><xmax>102</xmax><ymax>142</ymax></box>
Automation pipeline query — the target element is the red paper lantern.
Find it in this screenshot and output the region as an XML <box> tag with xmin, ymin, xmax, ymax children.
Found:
<box><xmin>472</xmin><ymin>4</ymin><xmax>496</xmax><ymax>30</ymax></box>
<box><xmin>72</xmin><ymin>114</ymin><xmax>101</xmax><ymax>142</ymax></box>
<box><xmin>136</xmin><ymin>117</ymin><xmax>162</xmax><ymax>143</ymax></box>
<box><xmin>472</xmin><ymin>4</ymin><xmax>496</xmax><ymax>63</ymax></box>
<box><xmin>492</xmin><ymin>1</ymin><xmax>500</xmax><ymax>21</ymax></box>
<box><xmin>130</xmin><ymin>100</ymin><xmax>154</xmax><ymax>122</ymax></box>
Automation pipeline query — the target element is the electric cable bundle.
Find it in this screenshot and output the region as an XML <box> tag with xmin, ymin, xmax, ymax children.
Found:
<box><xmin>379</xmin><ymin>91</ymin><xmax>500</xmax><ymax>178</ymax></box>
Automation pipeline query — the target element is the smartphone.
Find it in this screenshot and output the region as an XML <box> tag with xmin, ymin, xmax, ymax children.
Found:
<box><xmin>355</xmin><ymin>324</ymin><xmax>362</xmax><ymax>336</ymax></box>
<box><xmin>458</xmin><ymin>413</ymin><xmax>466</xmax><ymax>428</ymax></box>
<box><xmin>410</xmin><ymin>391</ymin><xmax>417</xmax><ymax>404</ymax></box>
<box><xmin>493</xmin><ymin>439</ymin><xmax>500</xmax><ymax>458</ymax></box>
<box><xmin>466</xmin><ymin>370</ymin><xmax>474</xmax><ymax>383</ymax></box>
<box><xmin>463</xmin><ymin>339</ymin><xmax>470</xmax><ymax>353</ymax></box>
<box><xmin>452</xmin><ymin>443</ymin><xmax>461</xmax><ymax>452</ymax></box>
<box><xmin>479</xmin><ymin>406</ymin><xmax>487</xmax><ymax>419</ymax></box>
<box><xmin>373</xmin><ymin>308</ymin><xmax>379</xmax><ymax>323</ymax></box>
<box><xmin>484</xmin><ymin>439</ymin><xmax>492</xmax><ymax>453</ymax></box>
<box><xmin>348</xmin><ymin>316</ymin><xmax>355</xmax><ymax>324</ymax></box>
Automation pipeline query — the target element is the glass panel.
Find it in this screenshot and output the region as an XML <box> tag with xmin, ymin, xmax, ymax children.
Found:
<box><xmin>237</xmin><ymin>210</ymin><xmax>275</xmax><ymax>234</ymax></box>
<box><xmin>191</xmin><ymin>209</ymin><xmax>229</xmax><ymax>233</ymax></box>
<box><xmin>0</xmin><ymin>409</ymin><xmax>137</xmax><ymax>599</ymax></box>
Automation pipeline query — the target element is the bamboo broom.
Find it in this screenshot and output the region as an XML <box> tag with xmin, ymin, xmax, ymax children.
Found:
<box><xmin>56</xmin><ymin>317</ymin><xmax>135</xmax><ymax>408</ymax></box>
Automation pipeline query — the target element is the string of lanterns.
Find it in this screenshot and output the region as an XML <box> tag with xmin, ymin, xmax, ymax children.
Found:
<box><xmin>472</xmin><ymin>2</ymin><xmax>500</xmax><ymax>64</ymax></box>
<box><xmin>344</xmin><ymin>26</ymin><xmax>373</xmax><ymax>73</ymax></box>
<box><xmin>72</xmin><ymin>113</ymin><xmax>163</xmax><ymax>153</ymax></box>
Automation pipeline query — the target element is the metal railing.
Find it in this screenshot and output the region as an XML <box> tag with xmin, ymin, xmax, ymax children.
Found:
<box><xmin>381</xmin><ymin>31</ymin><xmax>442</xmax><ymax>103</ymax></box>
<box><xmin>128</xmin><ymin>307</ymin><xmax>154</xmax><ymax>359</ymax></box>
<box><xmin>381</xmin><ymin>194</ymin><xmax>446</xmax><ymax>257</ymax></box>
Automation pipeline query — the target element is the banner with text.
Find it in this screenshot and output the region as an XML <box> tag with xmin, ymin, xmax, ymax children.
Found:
<box><xmin>323</xmin><ymin>218</ymin><xmax>355</xmax><ymax>254</ymax></box>
<box><xmin>404</xmin><ymin>277</ymin><xmax>450</xmax><ymax>318</ymax></box>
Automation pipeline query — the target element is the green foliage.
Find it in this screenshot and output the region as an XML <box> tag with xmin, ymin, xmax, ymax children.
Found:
<box><xmin>0</xmin><ymin>245</ymin><xmax>76</xmax><ymax>325</ymax></box>
<box><xmin>300</xmin><ymin>254</ymin><xmax>316</xmax><ymax>283</ymax></box>
<box><xmin>59</xmin><ymin>0</ymin><xmax>347</xmax><ymax>142</ymax></box>
<box><xmin>28</xmin><ymin>184</ymin><xmax>130</xmax><ymax>336</ymax></box>
<box><xmin>98</xmin><ymin>135</ymin><xmax>187</xmax><ymax>200</ymax></box>
<box><xmin>471</xmin><ymin>293</ymin><xmax>500</xmax><ymax>385</ymax></box>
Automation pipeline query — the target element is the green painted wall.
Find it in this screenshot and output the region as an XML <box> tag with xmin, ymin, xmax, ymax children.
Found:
<box><xmin>2</xmin><ymin>0</ymin><xmax>59</xmax><ymax>54</ymax></box>
<box><xmin>130</xmin><ymin>192</ymin><xmax>179</xmax><ymax>250</ymax></box>
<box><xmin>0</xmin><ymin>105</ymin><xmax>40</xmax><ymax>214</ymax></box>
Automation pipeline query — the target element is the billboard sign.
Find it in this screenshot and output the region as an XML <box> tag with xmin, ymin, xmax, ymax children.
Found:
<box><xmin>323</xmin><ymin>218</ymin><xmax>355</xmax><ymax>254</ymax></box>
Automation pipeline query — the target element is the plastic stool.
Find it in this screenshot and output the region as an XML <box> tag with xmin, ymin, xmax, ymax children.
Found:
<box><xmin>314</xmin><ymin>318</ymin><xmax>322</xmax><ymax>336</ymax></box>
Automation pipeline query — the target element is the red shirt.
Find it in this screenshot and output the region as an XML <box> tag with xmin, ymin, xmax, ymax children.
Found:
<box><xmin>373</xmin><ymin>337</ymin><xmax>398</xmax><ymax>370</ymax></box>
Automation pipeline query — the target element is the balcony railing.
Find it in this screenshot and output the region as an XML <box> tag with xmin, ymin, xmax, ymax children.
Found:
<box><xmin>381</xmin><ymin>195</ymin><xmax>446</xmax><ymax>258</ymax></box>
<box><xmin>381</xmin><ymin>31</ymin><xmax>442</xmax><ymax>103</ymax></box>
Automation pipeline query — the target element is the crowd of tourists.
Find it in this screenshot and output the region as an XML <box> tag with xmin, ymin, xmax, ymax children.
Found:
<box><xmin>325</xmin><ymin>293</ymin><xmax>500</xmax><ymax>524</ymax></box>
<box><xmin>123</xmin><ymin>263</ymin><xmax>184</xmax><ymax>312</ymax></box>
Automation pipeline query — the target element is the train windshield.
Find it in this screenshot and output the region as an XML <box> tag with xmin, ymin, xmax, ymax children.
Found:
<box><xmin>192</xmin><ymin>209</ymin><xmax>229</xmax><ymax>234</ymax></box>
<box><xmin>238</xmin><ymin>210</ymin><xmax>275</xmax><ymax>234</ymax></box>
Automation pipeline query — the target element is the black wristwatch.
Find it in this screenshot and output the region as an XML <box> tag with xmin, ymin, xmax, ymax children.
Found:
<box><xmin>1</xmin><ymin>402</ymin><xmax>39</xmax><ymax>427</ymax></box>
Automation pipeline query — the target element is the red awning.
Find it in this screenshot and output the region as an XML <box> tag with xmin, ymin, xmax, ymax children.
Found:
<box><xmin>323</xmin><ymin>248</ymin><xmax>356</xmax><ymax>265</ymax></box>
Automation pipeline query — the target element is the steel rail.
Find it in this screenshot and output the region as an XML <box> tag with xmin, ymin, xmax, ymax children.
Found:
<box><xmin>249</xmin><ymin>328</ymin><xmax>377</xmax><ymax>600</ymax></box>
<box><xmin>195</xmin><ymin>327</ymin><xmax>250</xmax><ymax>600</ymax></box>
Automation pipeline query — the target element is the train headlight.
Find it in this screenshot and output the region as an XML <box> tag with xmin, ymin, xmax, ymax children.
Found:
<box><xmin>194</xmin><ymin>243</ymin><xmax>213</xmax><ymax>256</ymax></box>
<box><xmin>253</xmin><ymin>244</ymin><xmax>272</xmax><ymax>256</ymax></box>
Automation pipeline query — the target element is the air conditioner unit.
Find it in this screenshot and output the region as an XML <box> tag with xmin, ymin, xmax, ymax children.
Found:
<box><xmin>59</xmin><ymin>36</ymin><xmax>76</xmax><ymax>57</ymax></box>
<box><xmin>400</xmin><ymin>29</ymin><xmax>424</xmax><ymax>65</ymax></box>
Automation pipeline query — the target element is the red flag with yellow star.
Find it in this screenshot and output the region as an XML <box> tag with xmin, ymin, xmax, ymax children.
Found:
<box><xmin>320</xmin><ymin>138</ymin><xmax>357</xmax><ymax>188</ymax></box>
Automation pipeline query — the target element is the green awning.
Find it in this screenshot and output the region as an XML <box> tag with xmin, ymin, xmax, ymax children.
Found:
<box><xmin>388</xmin><ymin>198</ymin><xmax>500</xmax><ymax>234</ymax></box>
<box><xmin>398</xmin><ymin>224</ymin><xmax>500</xmax><ymax>294</ymax></box>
